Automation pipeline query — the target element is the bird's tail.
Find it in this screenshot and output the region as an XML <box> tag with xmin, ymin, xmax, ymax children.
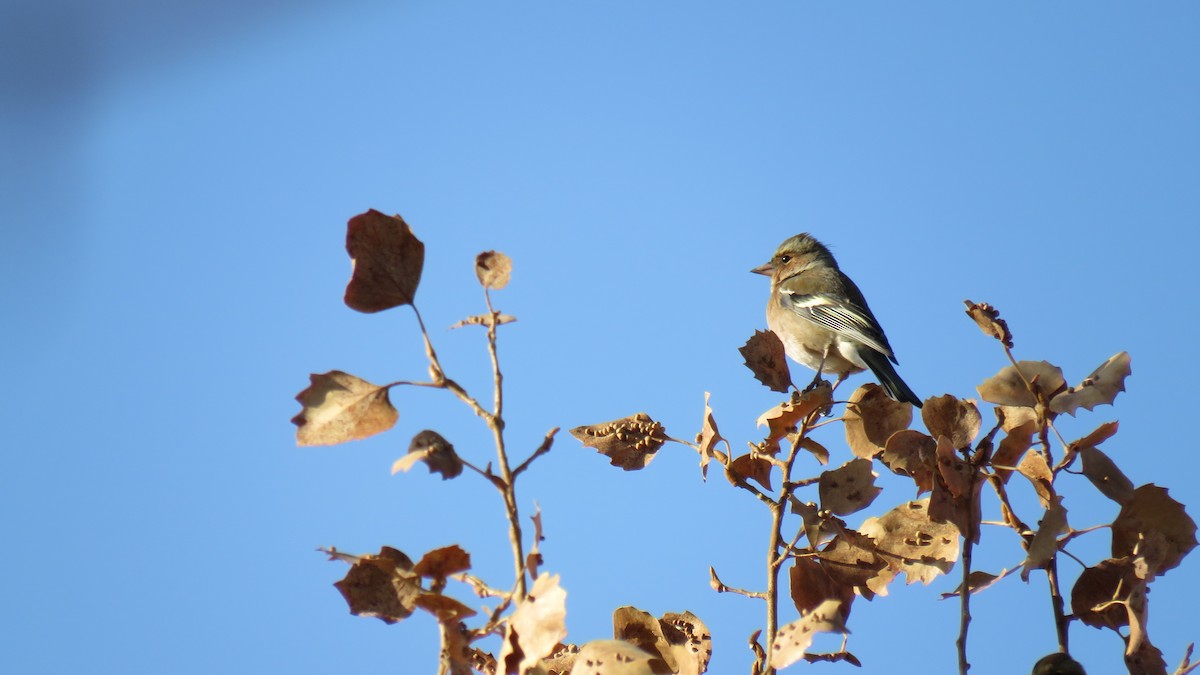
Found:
<box><xmin>858</xmin><ymin>349</ymin><xmax>923</xmax><ymax>408</ymax></box>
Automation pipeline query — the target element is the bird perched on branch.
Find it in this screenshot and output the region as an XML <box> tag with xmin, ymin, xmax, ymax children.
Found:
<box><xmin>1031</xmin><ymin>652</ymin><xmax>1086</xmax><ymax>675</ymax></box>
<box><xmin>752</xmin><ymin>233</ymin><xmax>922</xmax><ymax>407</ymax></box>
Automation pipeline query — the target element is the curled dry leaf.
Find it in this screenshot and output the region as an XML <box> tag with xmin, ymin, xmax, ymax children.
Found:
<box><xmin>922</xmin><ymin>395</ymin><xmax>982</xmax><ymax>450</ymax></box>
<box><xmin>1021</xmin><ymin>497</ymin><xmax>1068</xmax><ymax>581</ymax></box>
<box><xmin>964</xmin><ymin>300</ymin><xmax>1013</xmax><ymax>349</ymax></box>
<box><xmin>331</xmin><ymin>546</ymin><xmax>422</xmax><ymax>624</ymax></box>
<box><xmin>612</xmin><ymin>607</ymin><xmax>678</xmax><ymax>674</ymax></box>
<box><xmin>1071</xmin><ymin>556</ymin><xmax>1140</xmax><ymax>630</ymax></box>
<box><xmin>292</xmin><ymin>371</ymin><xmax>398</xmax><ymax>446</ymax></box>
<box><xmin>756</xmin><ymin>385</ymin><xmax>832</xmax><ymax>452</ymax></box>
<box><xmin>414</xmin><ymin>544</ymin><xmax>471</xmax><ymax>580</ymax></box>
<box><xmin>934</xmin><ymin>436</ymin><xmax>974</xmax><ymax>500</ymax></box>
<box><xmin>740</xmin><ymin>329</ymin><xmax>792</xmax><ymax>393</ymax></box>
<box><xmin>541</xmin><ymin>643</ymin><xmax>581</xmax><ymax>675</ymax></box>
<box><xmin>475</xmin><ymin>250</ymin><xmax>512</xmax><ymax>290</ymax></box>
<box><xmin>1049</xmin><ymin>351</ymin><xmax>1131</xmax><ymax>416</ymax></box>
<box><xmin>1080</xmin><ymin>445</ymin><xmax>1135</xmax><ymax>505</ymax></box>
<box><xmin>939</xmin><ymin>567</ymin><xmax>1015</xmax><ymax>599</ymax></box>
<box><xmin>499</xmin><ymin>573</ymin><xmax>568</xmax><ymax>675</ymax></box>
<box><xmin>571</xmin><ymin>413</ymin><xmax>668</xmax><ymax>471</ymax></box>
<box><xmin>1017</xmin><ymin>450</ymin><xmax>1055</xmax><ymax>508</ymax></box>
<box><xmin>818</xmin><ymin>459</ymin><xmax>882</xmax><ymax>516</ymax></box>
<box><xmin>768</xmin><ymin>599</ymin><xmax>848</xmax><ymax>670</ymax></box>
<box><xmin>843</xmin><ymin>383</ymin><xmax>913</xmax><ymax>460</ymax></box>
<box><xmin>728</xmin><ymin>453</ymin><xmax>774</xmax><ymax>491</ymax></box>
<box><xmin>659</xmin><ymin>612</ymin><xmax>712</xmax><ymax>675</ymax></box>
<box><xmin>991</xmin><ymin>418</ymin><xmax>1037</xmax><ymax>484</ymax></box>
<box><xmin>1111</xmin><ymin>485</ymin><xmax>1197</xmax><ymax>578</ymax></box>
<box><xmin>343</xmin><ymin>209</ymin><xmax>425</xmax><ymax>312</ymax></box>
<box><xmin>977</xmin><ymin>361</ymin><xmax>1066</xmax><ymax>409</ymax></box>
<box><xmin>818</xmin><ymin>529</ymin><xmax>892</xmax><ymax>599</ymax></box>
<box><xmin>697</xmin><ymin>392</ymin><xmax>727</xmax><ymax>480</ymax></box>
<box><xmin>450</xmin><ymin>313</ymin><xmax>517</xmax><ymax>329</ymax></box>
<box><xmin>393</xmin><ymin>429</ymin><xmax>463</xmax><ymax>479</ymax></box>
<box><xmin>790</xmin><ymin>557</ymin><xmax>854</xmax><ymax>622</ymax></box>
<box><xmin>859</xmin><ymin>498</ymin><xmax>959</xmax><ymax>585</ymax></box>
<box><xmin>527</xmin><ymin>506</ymin><xmax>545</xmax><ymax>583</ymax></box>
<box><xmin>415</xmin><ymin>593</ymin><xmax>477</xmax><ymax>623</ymax></box>
<box><xmin>880</xmin><ymin>430</ymin><xmax>937</xmax><ymax>494</ymax></box>
<box><xmin>569</xmin><ymin>640</ymin><xmax>657</xmax><ymax>675</ymax></box>
<box><xmin>792</xmin><ymin>435</ymin><xmax>830</xmax><ymax>466</ymax></box>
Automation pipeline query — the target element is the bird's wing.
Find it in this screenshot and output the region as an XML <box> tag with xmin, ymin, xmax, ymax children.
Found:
<box><xmin>778</xmin><ymin>289</ymin><xmax>895</xmax><ymax>360</ymax></box>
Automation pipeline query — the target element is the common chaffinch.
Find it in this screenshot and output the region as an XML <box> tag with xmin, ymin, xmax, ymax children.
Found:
<box><xmin>752</xmin><ymin>233</ymin><xmax>923</xmax><ymax>407</ymax></box>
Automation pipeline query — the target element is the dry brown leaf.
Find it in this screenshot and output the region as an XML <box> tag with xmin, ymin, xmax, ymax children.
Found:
<box><xmin>768</xmin><ymin>600</ymin><xmax>848</xmax><ymax>670</ymax></box>
<box><xmin>659</xmin><ymin>612</ymin><xmax>712</xmax><ymax>675</ymax></box>
<box><xmin>697</xmin><ymin>392</ymin><xmax>727</xmax><ymax>480</ymax></box>
<box><xmin>728</xmin><ymin>453</ymin><xmax>774</xmax><ymax>491</ymax></box>
<box><xmin>922</xmin><ymin>395</ymin><xmax>982</xmax><ymax>449</ymax></box>
<box><xmin>331</xmin><ymin>546</ymin><xmax>422</xmax><ymax>624</ymax></box>
<box><xmin>292</xmin><ymin>371</ymin><xmax>398</xmax><ymax>446</ymax></box>
<box><xmin>789</xmin><ymin>558</ymin><xmax>854</xmax><ymax>622</ymax></box>
<box><xmin>569</xmin><ymin>640</ymin><xmax>656</xmax><ymax>675</ymax></box>
<box><xmin>977</xmin><ymin>361</ymin><xmax>1066</xmax><ymax>408</ymax></box>
<box><xmin>790</xmin><ymin>500</ymin><xmax>831</xmax><ymax>550</ymax></box>
<box><xmin>394</xmin><ymin>429</ymin><xmax>463</xmax><ymax>480</ymax></box>
<box><xmin>343</xmin><ymin>209</ymin><xmax>425</xmax><ymax>312</ymax></box>
<box><xmin>1050</xmin><ymin>352</ymin><xmax>1131</xmax><ymax>416</ymax></box>
<box><xmin>450</xmin><ymin>313</ymin><xmax>517</xmax><ymax>329</ymax></box>
<box><xmin>991</xmin><ymin>418</ymin><xmax>1037</xmax><ymax>484</ymax></box>
<box><xmin>756</xmin><ymin>385</ymin><xmax>832</xmax><ymax>452</ymax></box>
<box><xmin>843</xmin><ymin>383</ymin><xmax>913</xmax><ymax>459</ymax></box>
<box><xmin>415</xmin><ymin>593</ymin><xmax>478</xmax><ymax>622</ymax></box>
<box><xmin>859</xmin><ymin>498</ymin><xmax>960</xmax><ymax>585</ymax></box>
<box><xmin>541</xmin><ymin>643</ymin><xmax>581</xmax><ymax>675</ymax></box>
<box><xmin>438</xmin><ymin>620</ymin><xmax>475</xmax><ymax>675</ymax></box>
<box><xmin>499</xmin><ymin>573</ymin><xmax>568</xmax><ymax>675</ymax></box>
<box><xmin>818</xmin><ymin>529</ymin><xmax>891</xmax><ymax>599</ymax></box>
<box><xmin>613</xmin><ymin>607</ymin><xmax>676</xmax><ymax>675</ymax></box>
<box><xmin>1080</xmin><ymin>446</ymin><xmax>1135</xmax><ymax>505</ymax></box>
<box><xmin>792</xmin><ymin>435</ymin><xmax>830</xmax><ymax>466</ymax></box>
<box><xmin>571</xmin><ymin>413</ymin><xmax>668</xmax><ymax>471</ymax></box>
<box><xmin>740</xmin><ymin>330</ymin><xmax>793</xmax><ymax>393</ymax></box>
<box><xmin>818</xmin><ymin>459</ymin><xmax>882</xmax><ymax>516</ymax></box>
<box><xmin>1022</xmin><ymin>497</ymin><xmax>1068</xmax><ymax>581</ymax></box>
<box><xmin>1017</xmin><ymin>450</ymin><xmax>1055</xmax><ymax>508</ymax></box>
<box><xmin>1112</xmin><ymin>485</ymin><xmax>1197</xmax><ymax>578</ymax></box>
<box><xmin>475</xmin><ymin>250</ymin><xmax>512</xmax><ymax>290</ymax></box>
<box><xmin>880</xmin><ymin>430</ymin><xmax>937</xmax><ymax>493</ymax></box>
<box><xmin>414</xmin><ymin>544</ymin><xmax>471</xmax><ymax>580</ymax></box>
<box><xmin>964</xmin><ymin>300</ymin><xmax>1013</xmax><ymax>348</ymax></box>
<box><xmin>1071</xmin><ymin>556</ymin><xmax>1138</xmax><ymax>630</ymax></box>
<box><xmin>929</xmin><ymin>456</ymin><xmax>983</xmax><ymax>543</ymax></box>
<box><xmin>935</xmin><ymin>435</ymin><xmax>974</xmax><ymax>499</ymax></box>
<box><xmin>939</xmin><ymin>568</ymin><xmax>1014</xmax><ymax>599</ymax></box>
<box><xmin>527</xmin><ymin>506</ymin><xmax>545</xmax><ymax>583</ymax></box>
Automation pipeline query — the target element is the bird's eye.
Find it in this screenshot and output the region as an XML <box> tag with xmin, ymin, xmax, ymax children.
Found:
<box><xmin>779</xmin><ymin>254</ymin><xmax>791</xmax><ymax>264</ymax></box>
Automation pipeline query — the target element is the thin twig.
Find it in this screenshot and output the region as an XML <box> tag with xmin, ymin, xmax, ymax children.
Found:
<box><xmin>513</xmin><ymin>427</ymin><xmax>560</xmax><ymax>477</ymax></box>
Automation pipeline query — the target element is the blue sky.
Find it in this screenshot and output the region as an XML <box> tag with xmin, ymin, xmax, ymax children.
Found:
<box><xmin>3</xmin><ymin>2</ymin><xmax>1198</xmax><ymax>673</ymax></box>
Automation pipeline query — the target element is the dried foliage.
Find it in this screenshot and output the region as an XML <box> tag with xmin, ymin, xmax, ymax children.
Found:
<box><xmin>297</xmin><ymin>211</ymin><xmax>1194</xmax><ymax>675</ymax></box>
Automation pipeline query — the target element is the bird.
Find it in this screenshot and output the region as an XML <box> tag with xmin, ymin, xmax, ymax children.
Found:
<box><xmin>1031</xmin><ymin>652</ymin><xmax>1086</xmax><ymax>675</ymax></box>
<box><xmin>752</xmin><ymin>233</ymin><xmax>922</xmax><ymax>407</ymax></box>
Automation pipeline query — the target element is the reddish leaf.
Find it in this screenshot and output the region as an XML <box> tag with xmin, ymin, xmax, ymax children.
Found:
<box><xmin>292</xmin><ymin>371</ymin><xmax>397</xmax><ymax>446</ymax></box>
<box><xmin>789</xmin><ymin>557</ymin><xmax>854</xmax><ymax>621</ymax></box>
<box><xmin>728</xmin><ymin>453</ymin><xmax>774</xmax><ymax>491</ymax></box>
<box><xmin>414</xmin><ymin>545</ymin><xmax>471</xmax><ymax>579</ymax></box>
<box><xmin>343</xmin><ymin>209</ymin><xmax>425</xmax><ymax>312</ymax></box>
<box><xmin>1112</xmin><ymin>485</ymin><xmax>1197</xmax><ymax>578</ymax></box>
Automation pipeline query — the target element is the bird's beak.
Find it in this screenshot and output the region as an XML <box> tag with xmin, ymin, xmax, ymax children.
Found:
<box><xmin>751</xmin><ymin>262</ymin><xmax>775</xmax><ymax>276</ymax></box>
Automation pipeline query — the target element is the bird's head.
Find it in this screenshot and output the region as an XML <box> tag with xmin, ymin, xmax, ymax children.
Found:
<box><xmin>750</xmin><ymin>233</ymin><xmax>837</xmax><ymax>284</ymax></box>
